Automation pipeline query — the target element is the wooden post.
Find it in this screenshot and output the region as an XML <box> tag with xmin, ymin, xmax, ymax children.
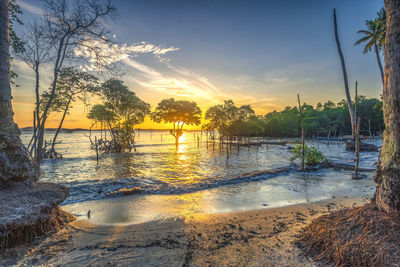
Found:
<box><xmin>354</xmin><ymin>81</ymin><xmax>358</xmax><ymax>144</ymax></box>
<box><xmin>355</xmin><ymin>117</ymin><xmax>361</xmax><ymax>178</ymax></box>
<box><xmin>327</xmin><ymin>131</ymin><xmax>331</xmax><ymax>147</ymax></box>
<box><xmin>298</xmin><ymin>94</ymin><xmax>305</xmax><ymax>171</ymax></box>
<box><xmin>354</xmin><ymin>81</ymin><xmax>360</xmax><ymax>179</ymax></box>
<box><xmin>95</xmin><ymin>136</ymin><xmax>99</xmax><ymax>164</ymax></box>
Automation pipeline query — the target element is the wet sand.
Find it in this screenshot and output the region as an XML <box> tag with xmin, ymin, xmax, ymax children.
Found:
<box><xmin>14</xmin><ymin>196</ymin><xmax>371</xmax><ymax>266</ymax></box>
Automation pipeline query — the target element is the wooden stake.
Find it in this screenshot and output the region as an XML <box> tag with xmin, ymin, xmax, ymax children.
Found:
<box><xmin>95</xmin><ymin>136</ymin><xmax>99</xmax><ymax>164</ymax></box>
<box><xmin>298</xmin><ymin>94</ymin><xmax>305</xmax><ymax>171</ymax></box>
<box><xmin>355</xmin><ymin>117</ymin><xmax>361</xmax><ymax>178</ymax></box>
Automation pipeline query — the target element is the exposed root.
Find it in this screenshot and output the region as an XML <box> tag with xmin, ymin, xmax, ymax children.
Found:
<box><xmin>0</xmin><ymin>206</ymin><xmax>75</xmax><ymax>250</ymax></box>
<box><xmin>296</xmin><ymin>204</ymin><xmax>400</xmax><ymax>266</ymax></box>
<box><xmin>43</xmin><ymin>148</ymin><xmax>63</xmax><ymax>159</ymax></box>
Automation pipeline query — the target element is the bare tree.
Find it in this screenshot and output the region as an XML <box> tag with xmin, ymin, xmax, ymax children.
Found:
<box><xmin>34</xmin><ymin>0</ymin><xmax>116</xmax><ymax>164</ymax></box>
<box><xmin>333</xmin><ymin>9</ymin><xmax>355</xmax><ymax>137</ymax></box>
<box><xmin>0</xmin><ymin>0</ymin><xmax>37</xmax><ymax>184</ymax></box>
<box><xmin>17</xmin><ymin>21</ymin><xmax>52</xmax><ymax>156</ymax></box>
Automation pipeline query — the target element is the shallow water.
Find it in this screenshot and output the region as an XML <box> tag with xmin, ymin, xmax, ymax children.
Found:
<box><xmin>64</xmin><ymin>170</ymin><xmax>376</xmax><ymax>225</ymax></box>
<box><xmin>21</xmin><ymin>130</ymin><xmax>380</xmax><ymax>206</ymax></box>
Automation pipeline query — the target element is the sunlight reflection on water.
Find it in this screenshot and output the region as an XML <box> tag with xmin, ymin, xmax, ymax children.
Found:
<box><xmin>21</xmin><ymin>130</ymin><xmax>380</xmax><ymax>206</ymax></box>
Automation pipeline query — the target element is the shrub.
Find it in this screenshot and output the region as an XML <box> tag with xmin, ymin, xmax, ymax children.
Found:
<box><xmin>290</xmin><ymin>144</ymin><xmax>326</xmax><ymax>166</ymax></box>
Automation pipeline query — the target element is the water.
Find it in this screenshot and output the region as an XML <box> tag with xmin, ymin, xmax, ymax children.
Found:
<box><xmin>21</xmin><ymin>130</ymin><xmax>380</xmax><ymax>206</ymax></box>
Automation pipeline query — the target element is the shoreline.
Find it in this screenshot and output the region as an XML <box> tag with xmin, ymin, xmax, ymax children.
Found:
<box><xmin>62</xmin><ymin>170</ymin><xmax>376</xmax><ymax>225</ymax></box>
<box><xmin>8</xmin><ymin>196</ymin><xmax>372</xmax><ymax>266</ymax></box>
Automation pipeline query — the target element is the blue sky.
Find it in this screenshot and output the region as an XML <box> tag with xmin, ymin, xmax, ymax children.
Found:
<box><xmin>13</xmin><ymin>0</ymin><xmax>384</xmax><ymax>128</ymax></box>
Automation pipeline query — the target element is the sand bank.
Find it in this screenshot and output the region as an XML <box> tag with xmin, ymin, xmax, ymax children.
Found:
<box><xmin>11</xmin><ymin>196</ymin><xmax>371</xmax><ymax>266</ymax></box>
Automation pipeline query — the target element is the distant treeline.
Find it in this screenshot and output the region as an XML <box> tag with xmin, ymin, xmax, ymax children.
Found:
<box><xmin>261</xmin><ymin>96</ymin><xmax>383</xmax><ymax>137</ymax></box>
<box><xmin>204</xmin><ymin>97</ymin><xmax>384</xmax><ymax>139</ymax></box>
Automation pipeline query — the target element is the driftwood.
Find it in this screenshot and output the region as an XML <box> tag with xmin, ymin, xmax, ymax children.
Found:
<box><xmin>221</xmin><ymin>140</ymin><xmax>287</xmax><ymax>146</ymax></box>
<box><xmin>322</xmin><ymin>161</ymin><xmax>376</xmax><ymax>172</ymax></box>
<box><xmin>345</xmin><ymin>141</ymin><xmax>378</xmax><ymax>152</ymax></box>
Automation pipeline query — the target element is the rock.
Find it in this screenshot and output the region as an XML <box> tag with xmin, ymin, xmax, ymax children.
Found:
<box><xmin>0</xmin><ymin>182</ymin><xmax>74</xmax><ymax>249</ymax></box>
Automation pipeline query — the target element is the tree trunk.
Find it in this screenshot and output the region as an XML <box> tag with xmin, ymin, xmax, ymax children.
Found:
<box><xmin>374</xmin><ymin>0</ymin><xmax>400</xmax><ymax>214</ymax></box>
<box><xmin>36</xmin><ymin>37</ymin><xmax>65</xmax><ymax>165</ymax></box>
<box><xmin>0</xmin><ymin>0</ymin><xmax>37</xmax><ymax>184</ymax></box>
<box><xmin>333</xmin><ymin>9</ymin><xmax>355</xmax><ymax>137</ymax></box>
<box><xmin>374</xmin><ymin>41</ymin><xmax>385</xmax><ymax>87</ymax></box>
<box><xmin>29</xmin><ymin>65</ymin><xmax>40</xmax><ymax>157</ymax></box>
<box><xmin>50</xmin><ymin>97</ymin><xmax>72</xmax><ymax>152</ymax></box>
<box><xmin>34</xmin><ymin>64</ymin><xmax>40</xmax><ymax>155</ymax></box>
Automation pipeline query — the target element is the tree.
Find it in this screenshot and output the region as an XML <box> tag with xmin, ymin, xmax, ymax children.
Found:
<box><xmin>44</xmin><ymin>68</ymin><xmax>99</xmax><ymax>159</ymax></box>
<box><xmin>34</xmin><ymin>0</ymin><xmax>116</xmax><ymax>164</ymax></box>
<box><xmin>18</xmin><ymin>21</ymin><xmax>52</xmax><ymax>156</ymax></box>
<box><xmin>333</xmin><ymin>9</ymin><xmax>355</xmax><ymax>137</ymax></box>
<box><xmin>0</xmin><ymin>0</ymin><xmax>37</xmax><ymax>184</ymax></box>
<box><xmin>205</xmin><ymin>100</ymin><xmax>255</xmax><ymax>140</ymax></box>
<box><xmin>151</xmin><ymin>98</ymin><xmax>202</xmax><ymax>146</ymax></box>
<box><xmin>88</xmin><ymin>79</ymin><xmax>150</xmax><ymax>153</ymax></box>
<box><xmin>374</xmin><ymin>0</ymin><xmax>400</xmax><ymax>214</ymax></box>
<box><xmin>355</xmin><ymin>9</ymin><xmax>386</xmax><ymax>86</ymax></box>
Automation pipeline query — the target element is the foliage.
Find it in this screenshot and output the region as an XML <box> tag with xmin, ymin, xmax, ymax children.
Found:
<box><xmin>290</xmin><ymin>145</ymin><xmax>326</xmax><ymax>166</ymax></box>
<box><xmin>8</xmin><ymin>0</ymin><xmax>24</xmax><ymax>85</ymax></box>
<box><xmin>204</xmin><ymin>100</ymin><xmax>256</xmax><ymax>139</ymax></box>
<box><xmin>88</xmin><ymin>79</ymin><xmax>150</xmax><ymax>153</ymax></box>
<box><xmin>41</xmin><ymin>68</ymin><xmax>100</xmax><ymax>114</ymax></box>
<box><xmin>355</xmin><ymin>15</ymin><xmax>386</xmax><ymax>53</ymax></box>
<box><xmin>151</xmin><ymin>98</ymin><xmax>201</xmax><ymax>144</ymax></box>
<box><xmin>261</xmin><ymin>97</ymin><xmax>384</xmax><ymax>137</ymax></box>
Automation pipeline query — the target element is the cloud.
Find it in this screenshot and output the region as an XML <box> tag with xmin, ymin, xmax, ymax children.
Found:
<box><xmin>18</xmin><ymin>0</ymin><xmax>43</xmax><ymax>15</ymax></box>
<box><xmin>122</xmin><ymin>58</ymin><xmax>162</xmax><ymax>78</ymax></box>
<box><xmin>75</xmin><ymin>40</ymin><xmax>180</xmax><ymax>71</ymax></box>
<box><xmin>75</xmin><ymin>38</ymin><xmax>279</xmax><ymax>114</ymax></box>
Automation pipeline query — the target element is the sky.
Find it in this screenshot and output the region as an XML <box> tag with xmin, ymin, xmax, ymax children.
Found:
<box><xmin>12</xmin><ymin>0</ymin><xmax>384</xmax><ymax>129</ymax></box>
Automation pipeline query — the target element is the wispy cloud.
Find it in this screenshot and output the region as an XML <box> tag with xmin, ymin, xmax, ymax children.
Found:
<box><xmin>75</xmin><ymin>38</ymin><xmax>279</xmax><ymax>114</ymax></box>
<box><xmin>18</xmin><ymin>0</ymin><xmax>43</xmax><ymax>15</ymax></box>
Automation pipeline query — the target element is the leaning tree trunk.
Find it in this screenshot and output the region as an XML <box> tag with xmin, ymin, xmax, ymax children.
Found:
<box><xmin>374</xmin><ymin>0</ymin><xmax>400</xmax><ymax>214</ymax></box>
<box><xmin>374</xmin><ymin>41</ymin><xmax>385</xmax><ymax>87</ymax></box>
<box><xmin>0</xmin><ymin>0</ymin><xmax>37</xmax><ymax>184</ymax></box>
<box><xmin>50</xmin><ymin>97</ymin><xmax>72</xmax><ymax>152</ymax></box>
<box><xmin>333</xmin><ymin>9</ymin><xmax>355</xmax><ymax>137</ymax></box>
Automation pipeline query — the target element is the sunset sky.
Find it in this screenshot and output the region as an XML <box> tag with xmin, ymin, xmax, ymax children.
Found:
<box><xmin>12</xmin><ymin>0</ymin><xmax>383</xmax><ymax>129</ymax></box>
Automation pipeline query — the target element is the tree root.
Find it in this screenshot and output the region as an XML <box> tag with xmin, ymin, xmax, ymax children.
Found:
<box><xmin>0</xmin><ymin>206</ymin><xmax>75</xmax><ymax>250</ymax></box>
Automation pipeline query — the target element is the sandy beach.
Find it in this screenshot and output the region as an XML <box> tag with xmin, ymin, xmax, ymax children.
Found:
<box><xmin>3</xmin><ymin>196</ymin><xmax>370</xmax><ymax>266</ymax></box>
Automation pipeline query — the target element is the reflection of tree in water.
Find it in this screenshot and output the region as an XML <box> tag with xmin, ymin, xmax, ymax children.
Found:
<box><xmin>294</xmin><ymin>173</ymin><xmax>324</xmax><ymax>203</ymax></box>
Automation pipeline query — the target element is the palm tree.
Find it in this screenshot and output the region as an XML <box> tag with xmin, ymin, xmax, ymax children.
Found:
<box><xmin>355</xmin><ymin>9</ymin><xmax>386</xmax><ymax>86</ymax></box>
<box><xmin>0</xmin><ymin>0</ymin><xmax>37</xmax><ymax>184</ymax></box>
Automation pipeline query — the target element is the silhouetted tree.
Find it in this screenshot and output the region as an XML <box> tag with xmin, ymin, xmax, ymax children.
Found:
<box><xmin>151</xmin><ymin>98</ymin><xmax>202</xmax><ymax>146</ymax></box>
<box><xmin>355</xmin><ymin>9</ymin><xmax>386</xmax><ymax>86</ymax></box>
<box><xmin>88</xmin><ymin>79</ymin><xmax>150</xmax><ymax>153</ymax></box>
<box><xmin>42</xmin><ymin>68</ymin><xmax>99</xmax><ymax>159</ymax></box>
